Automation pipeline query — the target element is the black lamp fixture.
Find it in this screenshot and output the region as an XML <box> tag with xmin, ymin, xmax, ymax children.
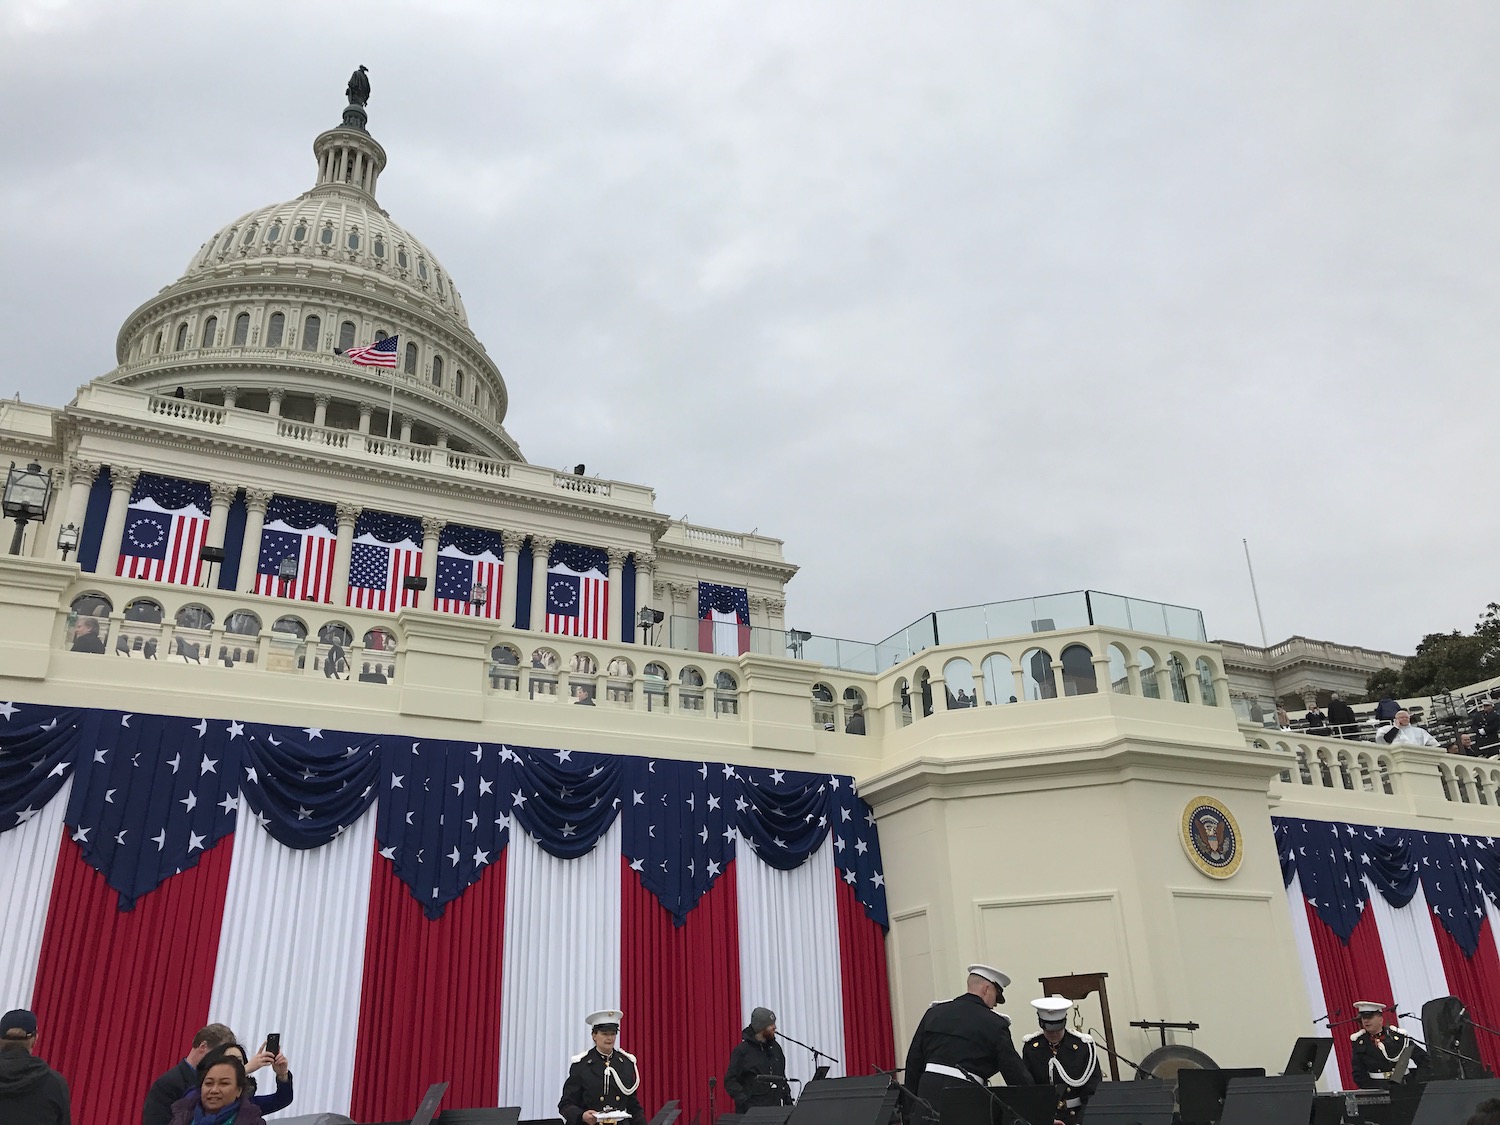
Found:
<box><xmin>276</xmin><ymin>556</ymin><xmax>298</xmax><ymax>594</ymax></box>
<box><xmin>786</xmin><ymin>628</ymin><xmax>813</xmax><ymax>659</ymax></box>
<box><xmin>635</xmin><ymin>606</ymin><xmax>664</xmax><ymax>643</ymax></box>
<box><xmin>402</xmin><ymin>575</ymin><xmax>428</xmax><ymax>592</ymax></box>
<box><xmin>470</xmin><ymin>581</ymin><xmax>488</xmax><ymax>607</ymax></box>
<box><xmin>56</xmin><ymin>522</ymin><xmax>80</xmax><ymax>562</ymax></box>
<box><xmin>3</xmin><ymin>462</ymin><xmax>55</xmax><ymax>555</ymax></box>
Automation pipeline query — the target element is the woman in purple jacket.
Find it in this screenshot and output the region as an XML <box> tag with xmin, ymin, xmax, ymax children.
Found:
<box><xmin>169</xmin><ymin>1043</ymin><xmax>293</xmax><ymax>1121</ymax></box>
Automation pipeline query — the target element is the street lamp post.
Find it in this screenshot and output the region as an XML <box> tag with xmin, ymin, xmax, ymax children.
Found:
<box><xmin>3</xmin><ymin>462</ymin><xmax>55</xmax><ymax>556</ymax></box>
<box><xmin>56</xmin><ymin>522</ymin><xmax>80</xmax><ymax>561</ymax></box>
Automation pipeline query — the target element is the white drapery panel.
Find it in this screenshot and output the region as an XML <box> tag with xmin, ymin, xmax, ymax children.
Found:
<box><xmin>1367</xmin><ymin>879</ymin><xmax>1448</xmax><ymax>1031</ymax></box>
<box><xmin>736</xmin><ymin>836</ymin><xmax>848</xmax><ymax>1092</ymax></box>
<box><xmin>0</xmin><ymin>779</ymin><xmax>69</xmax><ymax>1008</ymax></box>
<box><xmin>1284</xmin><ymin>873</ymin><xmax>1337</xmax><ymax>1092</ymax></box>
<box><xmin>207</xmin><ymin>800</ymin><xmax>376</xmax><ymax>1117</ymax></box>
<box><xmin>498</xmin><ymin>821</ymin><xmax>622</xmax><ymax>1120</ymax></box>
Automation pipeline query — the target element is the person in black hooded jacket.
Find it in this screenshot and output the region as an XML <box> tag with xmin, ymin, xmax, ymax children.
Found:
<box><xmin>725</xmin><ymin>1007</ymin><xmax>789</xmax><ymax>1114</ymax></box>
<box><xmin>0</xmin><ymin>1009</ymin><xmax>70</xmax><ymax>1125</ymax></box>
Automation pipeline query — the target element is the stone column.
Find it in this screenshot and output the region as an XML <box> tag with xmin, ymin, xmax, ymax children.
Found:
<box><xmin>670</xmin><ymin>583</ymin><xmax>695</xmax><ymax>650</ymax></box>
<box><xmin>634</xmin><ymin>551</ymin><xmax>656</xmax><ymax>645</ymax></box>
<box><xmin>357</xmin><ymin>402</ymin><xmax>374</xmax><ymax>435</ymax></box>
<box><xmin>267</xmin><ymin>388</ymin><xmax>285</xmax><ymax>418</ymax></box>
<box><xmin>222</xmin><ymin>387</ymin><xmax>239</xmax><ymax>409</ymax></box>
<box><xmin>399</xmin><ymin>414</ymin><xmax>414</xmax><ymax>443</ymax></box>
<box><xmin>237</xmin><ymin>489</ymin><xmax>272</xmax><ymax>594</ymax></box>
<box><xmin>206</xmin><ymin>481</ymin><xmax>236</xmax><ymax>550</ymax></box>
<box><xmin>1213</xmin><ymin>673</ymin><xmax>1233</xmax><ymax>709</ymax></box>
<box><xmin>436</xmin><ymin>429</ymin><xmax>450</xmax><ymax>450</ymax></box>
<box><xmin>1124</xmin><ymin>656</ymin><xmax>1143</xmax><ymax>696</ymax></box>
<box><xmin>313</xmin><ymin>393</ymin><xmax>330</xmax><ymax>428</ymax></box>
<box><xmin>59</xmin><ymin>459</ymin><xmax>99</xmax><ymax>559</ymax></box>
<box><xmin>527</xmin><ymin>535</ymin><xmax>555</xmax><ymax>632</ymax></box>
<box><xmin>1010</xmin><ymin>666</ymin><xmax>1028</xmax><ymax>704</ymax></box>
<box><xmin>747</xmin><ymin>594</ymin><xmax>767</xmax><ymax>631</ymax></box>
<box><xmin>329</xmin><ymin>502</ymin><xmax>360</xmax><ymax>606</ymax></box>
<box><xmin>498</xmin><ymin>529</ymin><xmax>525</xmax><ymax>628</ymax></box>
<box><xmin>95</xmin><ymin>466</ymin><xmax>140</xmax><ymax>574</ymax></box>
<box><xmin>606</xmin><ymin>547</ymin><xmax>628</xmax><ymax>642</ymax></box>
<box><xmin>765</xmin><ymin>596</ymin><xmax>787</xmax><ymax>636</ymax></box>
<box><xmin>1154</xmin><ymin>666</ymin><xmax>1174</xmax><ymax>700</ymax></box>
<box><xmin>418</xmin><ymin>515</ymin><xmax>442</xmax><ymax>611</ymax></box>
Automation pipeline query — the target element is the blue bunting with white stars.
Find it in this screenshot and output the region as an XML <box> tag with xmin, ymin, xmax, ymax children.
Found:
<box><xmin>0</xmin><ymin>702</ymin><xmax>77</xmax><ymax>831</ymax></box>
<box><xmin>1274</xmin><ymin>817</ymin><xmax>1500</xmax><ymax>956</ymax></box>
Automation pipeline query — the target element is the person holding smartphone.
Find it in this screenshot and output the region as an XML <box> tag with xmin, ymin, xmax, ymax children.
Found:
<box><xmin>173</xmin><ymin>1041</ymin><xmax>294</xmax><ymax>1118</ymax></box>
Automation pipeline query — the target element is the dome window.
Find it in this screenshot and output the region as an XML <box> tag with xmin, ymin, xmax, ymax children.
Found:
<box><xmin>292</xmin><ymin>222</ymin><xmax>307</xmax><ymax>243</ymax></box>
<box><xmin>232</xmin><ymin>312</ymin><xmax>249</xmax><ymax>346</ymax></box>
<box><xmin>319</xmin><ymin>225</ymin><xmax>334</xmax><ymax>246</ymax></box>
<box><xmin>373</xmin><ymin>236</ymin><xmax>386</xmax><ymax>259</ymax></box>
<box><xmin>302</xmin><ymin>315</ymin><xmax>322</xmax><ymax>351</ymax></box>
<box><xmin>175</xmin><ymin>323</ymin><xmax>189</xmax><ymax>351</ymax></box>
<box><xmin>266</xmin><ymin>312</ymin><xmax>286</xmax><ymax>347</ymax></box>
<box><xmin>436</xmin><ymin>274</ymin><xmax>446</xmax><ymax>298</ymax></box>
<box><xmin>200</xmin><ymin>316</ymin><xmax>218</xmax><ymax>348</ymax></box>
<box><xmin>404</xmin><ymin>342</ymin><xmax>418</xmax><ymax>375</ymax></box>
<box><xmin>219</xmin><ymin>231</ymin><xmax>235</xmax><ymax>254</ymax></box>
<box><xmin>338</xmin><ymin>320</ymin><xmax>356</xmax><ymax>351</ymax></box>
<box><xmin>241</xmin><ymin>225</ymin><xmax>257</xmax><ymax>246</ymax></box>
<box><xmin>153</xmin><ymin>331</ymin><xmax>163</xmax><ymax>355</ymax></box>
<box><xmin>266</xmin><ymin>222</ymin><xmax>282</xmax><ymax>244</ymax></box>
<box><xmin>418</xmin><ymin>258</ymin><xmax>429</xmax><ymax>281</ymax></box>
<box><xmin>431</xmin><ymin>355</ymin><xmax>443</xmax><ymax>385</ymax></box>
<box><xmin>455</xmin><ymin>369</ymin><xmax>464</xmax><ymax>398</ymax></box>
<box><xmin>374</xmin><ymin>329</ymin><xmax>388</xmax><ymax>342</ymax></box>
<box><xmin>397</xmin><ymin>247</ymin><xmax>409</xmax><ymax>269</ymax></box>
<box><xmin>347</xmin><ymin>229</ymin><xmax>360</xmax><ymax>251</ymax></box>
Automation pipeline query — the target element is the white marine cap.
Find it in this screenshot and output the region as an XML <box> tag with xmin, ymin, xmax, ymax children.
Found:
<box><xmin>1031</xmin><ymin>996</ymin><xmax>1073</xmax><ymax>1025</ymax></box>
<box><xmin>967</xmin><ymin>964</ymin><xmax>1011</xmax><ymax>990</ymax></box>
<box><xmin>1353</xmin><ymin>1001</ymin><xmax>1387</xmax><ymax>1016</ymax></box>
<box><xmin>586</xmin><ymin>1009</ymin><xmax>624</xmax><ymax>1030</ymax></box>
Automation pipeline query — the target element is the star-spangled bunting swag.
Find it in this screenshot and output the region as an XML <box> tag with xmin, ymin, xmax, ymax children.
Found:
<box><xmin>0</xmin><ymin>700</ymin><xmax>889</xmax><ymax>929</ymax></box>
<box><xmin>1275</xmin><ymin>816</ymin><xmax>1500</xmax><ymax>956</ymax></box>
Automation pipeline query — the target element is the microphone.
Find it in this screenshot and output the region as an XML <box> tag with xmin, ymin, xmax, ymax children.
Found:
<box><xmin>1312</xmin><ymin>1007</ymin><xmax>1343</xmax><ymax>1026</ymax></box>
<box><xmin>707</xmin><ymin>1074</ymin><xmax>716</xmax><ymax>1125</ymax></box>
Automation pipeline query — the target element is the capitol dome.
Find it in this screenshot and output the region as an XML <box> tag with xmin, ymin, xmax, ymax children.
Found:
<box><xmin>104</xmin><ymin>89</ymin><xmax>522</xmax><ymax>462</ymax></box>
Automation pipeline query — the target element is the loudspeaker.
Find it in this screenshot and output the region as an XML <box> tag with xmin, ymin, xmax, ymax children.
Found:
<box><xmin>1422</xmin><ymin>995</ymin><xmax>1491</xmax><ymax>1080</ymax></box>
<box><xmin>786</xmin><ymin>1074</ymin><xmax>898</xmax><ymax>1125</ymax></box>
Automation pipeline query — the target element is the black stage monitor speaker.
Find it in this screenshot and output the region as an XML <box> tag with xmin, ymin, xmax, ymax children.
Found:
<box><xmin>1282</xmin><ymin>1038</ymin><xmax>1333</xmax><ymax>1081</ymax></box>
<box><xmin>1409</xmin><ymin>1077</ymin><xmax>1500</xmax><ymax>1125</ymax></box>
<box><xmin>785</xmin><ymin>1074</ymin><xmax>898</xmax><ymax>1125</ymax></box>
<box><xmin>1217</xmin><ymin>1075</ymin><xmax>1315</xmax><ymax>1125</ymax></box>
<box><xmin>741</xmin><ymin>1109</ymin><xmax>792</xmax><ymax>1124</ymax></box>
<box><xmin>1081</xmin><ymin>1080</ymin><xmax>1176</xmax><ymax>1125</ymax></box>
<box><xmin>435</xmin><ymin>1111</ymin><xmax>521</xmax><ymax>1125</ymax></box>
<box><xmin>646</xmin><ymin>1100</ymin><xmax>681</xmax><ymax>1125</ymax></box>
<box><xmin>1421</xmin><ymin>995</ymin><xmax>1491</xmax><ymax>1080</ymax></box>
<box><xmin>199</xmin><ymin>545</ymin><xmax>226</xmax><ymax>563</ymax></box>
<box><xmin>943</xmin><ymin>1083</ymin><xmax>1059</xmax><ymax>1125</ymax></box>
<box><xmin>1177</xmin><ymin>1067</ymin><xmax>1266</xmax><ymax>1124</ymax></box>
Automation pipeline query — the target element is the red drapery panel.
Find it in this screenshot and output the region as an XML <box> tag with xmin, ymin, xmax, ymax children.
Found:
<box><xmin>835</xmin><ymin>875</ymin><xmax>896</xmax><ymax>1077</ymax></box>
<box><xmin>30</xmin><ymin>834</ymin><xmax>235</xmax><ymax>1125</ymax></box>
<box><xmin>620</xmin><ymin>857</ymin><xmax>742</xmax><ymax>1124</ymax></box>
<box><xmin>1428</xmin><ymin>914</ymin><xmax>1500</xmax><ymax>1075</ymax></box>
<box><xmin>349</xmin><ymin>849</ymin><xmax>508</xmax><ymax>1121</ymax></box>
<box><xmin>1303</xmin><ymin>900</ymin><xmax>1396</xmax><ymax>1090</ymax></box>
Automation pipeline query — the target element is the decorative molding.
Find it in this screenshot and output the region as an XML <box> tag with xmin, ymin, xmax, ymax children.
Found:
<box><xmin>633</xmin><ymin>550</ymin><xmax>656</xmax><ymax>572</ymax></box>
<box><xmin>606</xmin><ymin>547</ymin><xmax>630</xmax><ymax>570</ymax></box>
<box><xmin>764</xmin><ymin>598</ymin><xmax>786</xmax><ymax>616</ymax></box>
<box><xmin>313</xmin><ymin>393</ymin><xmax>331</xmax><ymax>407</ymax></box>
<box><xmin>500</xmin><ymin>529</ymin><xmax>527</xmax><ymax>554</ymax></box>
<box><xmin>357</xmin><ymin>401</ymin><xmax>375</xmax><ymax>417</ymax></box>
<box><xmin>208</xmin><ymin>480</ymin><xmax>238</xmax><ymax>505</ymax></box>
<box><xmin>108</xmin><ymin>465</ymin><xmax>141</xmax><ymax>492</ymax></box>
<box><xmin>669</xmin><ymin>582</ymin><xmax>695</xmax><ymax>603</ymax></box>
<box><xmin>68</xmin><ymin>458</ymin><xmax>100</xmax><ymax>482</ymax></box>
<box><xmin>529</xmin><ymin>534</ymin><xmax>555</xmax><ymax>557</ymax></box>
<box><xmin>747</xmin><ymin>595</ymin><xmax>767</xmax><ymax>613</ymax></box>
<box><xmin>243</xmin><ymin>488</ymin><xmax>273</xmax><ymax>513</ymax></box>
<box><xmin>420</xmin><ymin>515</ymin><xmax>444</xmax><ymax>539</ymax></box>
<box><xmin>267</xmin><ymin>388</ymin><xmax>286</xmax><ymax>404</ymax></box>
<box><xmin>335</xmin><ymin>502</ymin><xmax>361</xmax><ymax>525</ymax></box>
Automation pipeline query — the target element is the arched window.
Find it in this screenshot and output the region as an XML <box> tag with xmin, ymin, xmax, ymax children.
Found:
<box><xmin>1059</xmin><ymin>644</ymin><xmax>1098</xmax><ymax>696</ymax></box>
<box><xmin>272</xmin><ymin>616</ymin><xmax>307</xmax><ymax>640</ymax></box>
<box><xmin>418</xmin><ymin>258</ymin><xmax>429</xmax><ymax>281</ymax></box>
<box><xmin>153</xmin><ymin>330</ymin><xmax>163</xmax><ymax>355</ymax></box>
<box><xmin>71</xmin><ymin>593</ymin><xmax>112</xmax><ymax>618</ymax></box>
<box><xmin>174</xmin><ymin>323</ymin><xmax>189</xmax><ymax>350</ymax></box>
<box><xmin>338</xmin><ymin>320</ymin><xmax>356</xmax><ymax>351</ymax></box>
<box><xmin>266</xmin><ymin>312</ymin><xmax>286</xmax><ymax>347</ymax></box>
<box><xmin>224</xmin><ymin>610</ymin><xmax>261</xmax><ymax>636</ymax></box>
<box><xmin>232</xmin><ymin>312</ymin><xmax>250</xmax><ymax>346</ymax></box>
<box><xmin>241</xmin><ymin>225</ymin><xmax>257</xmax><ymax>246</ymax></box>
<box><xmin>318</xmin><ymin>622</ymin><xmax>353</xmax><ymax>647</ymax></box>
<box><xmin>200</xmin><ymin>316</ymin><xmax>217</xmax><ymax>348</ymax></box>
<box><xmin>176</xmin><ymin>604</ymin><xmax>214</xmax><ymax>632</ymax></box>
<box><xmin>1021</xmin><ymin>647</ymin><xmax>1057</xmax><ymax>700</ymax></box>
<box><xmin>455</xmin><ymin>369</ymin><xmax>464</xmax><ymax>398</ymax></box>
<box><xmin>219</xmin><ymin>231</ymin><xmax>235</xmax><ymax>254</ymax></box>
<box><xmin>431</xmin><ymin>355</ymin><xmax>444</xmax><ymax>385</ymax></box>
<box><xmin>374</xmin><ymin>329</ymin><xmax>388</xmax><ymax>342</ymax></box>
<box><xmin>124</xmin><ymin>598</ymin><xmax>164</xmax><ymax>624</ymax></box>
<box><xmin>404</xmin><ymin>342</ymin><xmax>418</xmax><ymax>375</ymax></box>
<box><xmin>301</xmin><ymin>315</ymin><xmax>321</xmax><ymax>351</ymax></box>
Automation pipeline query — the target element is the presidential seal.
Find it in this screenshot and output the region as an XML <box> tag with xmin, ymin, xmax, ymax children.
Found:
<box><xmin>1180</xmin><ymin>796</ymin><xmax>1242</xmax><ymax>879</ymax></box>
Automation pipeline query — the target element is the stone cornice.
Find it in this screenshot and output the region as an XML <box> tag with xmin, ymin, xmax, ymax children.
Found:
<box><xmin>653</xmin><ymin>540</ymin><xmax>799</xmax><ymax>583</ymax></box>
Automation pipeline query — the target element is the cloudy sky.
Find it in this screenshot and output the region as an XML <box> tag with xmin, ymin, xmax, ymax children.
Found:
<box><xmin>4</xmin><ymin>1</ymin><xmax>1497</xmax><ymax>655</ymax></box>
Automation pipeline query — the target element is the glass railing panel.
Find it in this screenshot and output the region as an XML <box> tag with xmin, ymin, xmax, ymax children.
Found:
<box><xmin>1086</xmin><ymin>591</ymin><xmax>1132</xmax><ymax>631</ymax></box>
<box><xmin>935</xmin><ymin>605</ymin><xmax>987</xmax><ymax>645</ymax></box>
<box><xmin>1164</xmin><ymin>603</ymin><xmax>1208</xmax><ymax>642</ymax></box>
<box><xmin>1126</xmin><ymin>598</ymin><xmax>1170</xmax><ymax>636</ymax></box>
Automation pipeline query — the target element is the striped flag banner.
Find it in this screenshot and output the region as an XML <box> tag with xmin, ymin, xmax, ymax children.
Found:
<box><xmin>347</xmin><ymin>511</ymin><xmax>424</xmax><ymax>613</ymax></box>
<box><xmin>546</xmin><ymin>541</ymin><xmax>609</xmax><ymax>639</ymax></box>
<box><xmin>115</xmin><ymin>474</ymin><xmax>210</xmax><ymax>586</ymax></box>
<box><xmin>253</xmin><ymin>497</ymin><xmax>337</xmax><ymax>603</ymax></box>
<box><xmin>434</xmin><ymin>524</ymin><xmax>505</xmax><ymax>618</ymax></box>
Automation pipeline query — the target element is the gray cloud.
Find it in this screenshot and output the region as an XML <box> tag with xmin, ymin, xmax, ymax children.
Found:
<box><xmin>4</xmin><ymin>1</ymin><xmax>1498</xmax><ymax>654</ymax></box>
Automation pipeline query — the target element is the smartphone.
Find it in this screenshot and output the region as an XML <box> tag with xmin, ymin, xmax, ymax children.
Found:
<box><xmin>264</xmin><ymin>1033</ymin><xmax>281</xmax><ymax>1057</ymax></box>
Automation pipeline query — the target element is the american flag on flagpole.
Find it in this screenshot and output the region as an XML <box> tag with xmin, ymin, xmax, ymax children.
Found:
<box><xmin>347</xmin><ymin>512</ymin><xmax>424</xmax><ymax>613</ymax></box>
<box><xmin>545</xmin><ymin>542</ymin><xmax>608</xmax><ymax>639</ymax></box>
<box><xmin>116</xmin><ymin>475</ymin><xmax>210</xmax><ymax>586</ymax></box>
<box><xmin>253</xmin><ymin>497</ymin><xmax>337</xmax><ymax>602</ymax></box>
<box><xmin>342</xmin><ymin>335</ymin><xmax>400</xmax><ymax>368</ymax></box>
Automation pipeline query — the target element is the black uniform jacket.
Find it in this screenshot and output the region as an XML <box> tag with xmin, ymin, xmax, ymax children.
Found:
<box><xmin>903</xmin><ymin>993</ymin><xmax>1031</xmax><ymax>1122</ymax></box>
<box><xmin>143</xmin><ymin>1060</ymin><xmax>195</xmax><ymax>1125</ymax></box>
<box><xmin>1350</xmin><ymin>1027</ymin><xmax>1427</xmax><ymax>1089</ymax></box>
<box><xmin>1020</xmin><ymin>1030</ymin><xmax>1100</xmax><ymax>1123</ymax></box>
<box><xmin>724</xmin><ymin>1026</ymin><xmax>788</xmax><ymax>1113</ymax></box>
<box><xmin>559</xmin><ymin>1046</ymin><xmax>644</xmax><ymax>1125</ymax></box>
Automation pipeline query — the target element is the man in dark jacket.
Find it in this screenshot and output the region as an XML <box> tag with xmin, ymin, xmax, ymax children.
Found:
<box><xmin>143</xmin><ymin>1023</ymin><xmax>236</xmax><ymax>1125</ymax></box>
<box><xmin>1473</xmin><ymin>700</ymin><xmax>1500</xmax><ymax>756</ymax></box>
<box><xmin>725</xmin><ymin>1006</ymin><xmax>789</xmax><ymax>1113</ymax></box>
<box><xmin>0</xmin><ymin>1008</ymin><xmax>70</xmax><ymax>1124</ymax></box>
<box><xmin>903</xmin><ymin>964</ymin><xmax>1031</xmax><ymax>1125</ymax></box>
<box><xmin>1327</xmin><ymin>693</ymin><xmax>1359</xmax><ymax>738</ymax></box>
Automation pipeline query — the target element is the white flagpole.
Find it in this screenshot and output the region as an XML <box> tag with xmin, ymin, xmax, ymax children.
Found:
<box><xmin>385</xmin><ymin>338</ymin><xmax>397</xmax><ymax>441</ymax></box>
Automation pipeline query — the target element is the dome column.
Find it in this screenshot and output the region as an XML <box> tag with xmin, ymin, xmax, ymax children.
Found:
<box><xmin>267</xmin><ymin>388</ymin><xmax>285</xmax><ymax>418</ymax></box>
<box><xmin>606</xmin><ymin>548</ymin><xmax>628</xmax><ymax>642</ymax></box>
<box><xmin>313</xmin><ymin>394</ymin><xmax>330</xmax><ymax>428</ymax></box>
<box><xmin>634</xmin><ymin>551</ymin><xmax>656</xmax><ymax>645</ymax></box>
<box><xmin>330</xmin><ymin>502</ymin><xmax>360</xmax><ymax>606</ymax></box>
<box><xmin>58</xmin><ymin>459</ymin><xmax>99</xmax><ymax>561</ymax></box>
<box><xmin>222</xmin><ymin>387</ymin><xmax>239</xmax><ymax>409</ymax></box>
<box><xmin>205</xmin><ymin>480</ymin><xmax>237</xmax><ymax>570</ymax></box>
<box><xmin>94</xmin><ymin>466</ymin><xmax>140</xmax><ymax>575</ymax></box>
<box><xmin>499</xmin><ymin>530</ymin><xmax>525</xmax><ymax>628</ymax></box>
<box><xmin>399</xmin><ymin>414</ymin><xmax>413</xmax><ymax>443</ymax></box>
<box><xmin>418</xmin><ymin>516</ymin><xmax>442</xmax><ymax>612</ymax></box>
<box><xmin>357</xmin><ymin>402</ymin><xmax>374</xmax><ymax>435</ymax></box>
<box><xmin>237</xmin><ymin>490</ymin><xmax>272</xmax><ymax>594</ymax></box>
<box><xmin>527</xmin><ymin>535</ymin><xmax>555</xmax><ymax>632</ymax></box>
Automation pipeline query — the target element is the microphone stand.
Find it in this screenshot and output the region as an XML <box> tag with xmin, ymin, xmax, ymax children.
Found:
<box><xmin>1087</xmin><ymin>1028</ymin><xmax>1152</xmax><ymax>1080</ymax></box>
<box><xmin>871</xmin><ymin>1066</ymin><xmax>937</xmax><ymax>1124</ymax></box>
<box><xmin>776</xmin><ymin>1030</ymin><xmax>840</xmax><ymax>1074</ymax></box>
<box><xmin>1394</xmin><ymin>1013</ymin><xmax>1488</xmax><ymax>1076</ymax></box>
<box><xmin>707</xmin><ymin>1074</ymin><xmax>716</xmax><ymax>1125</ymax></box>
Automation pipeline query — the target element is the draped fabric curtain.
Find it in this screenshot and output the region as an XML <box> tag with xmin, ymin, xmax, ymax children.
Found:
<box><xmin>1300</xmin><ymin>898</ymin><xmax>1398</xmax><ymax>1089</ymax></box>
<box><xmin>1366</xmin><ymin>880</ymin><xmax>1448</xmax><ymax>1040</ymax></box>
<box><xmin>1427</xmin><ymin>913</ymin><xmax>1500</xmax><ymax>1074</ymax></box>
<box><xmin>0</xmin><ymin>779</ymin><xmax>69</xmax><ymax>1008</ymax></box>
<box><xmin>1284</xmin><ymin>874</ymin><xmax>1336</xmax><ymax>1092</ymax></box>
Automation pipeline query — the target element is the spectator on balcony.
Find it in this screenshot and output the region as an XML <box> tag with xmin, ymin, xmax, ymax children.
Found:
<box><xmin>1248</xmin><ymin>699</ymin><xmax>1266</xmax><ymax>725</ymax></box>
<box><xmin>1275</xmin><ymin>705</ymin><xmax>1291</xmax><ymax>731</ymax></box>
<box><xmin>573</xmin><ymin>685</ymin><xmax>596</xmax><ymax>706</ymax></box>
<box><xmin>69</xmin><ymin>616</ymin><xmax>106</xmax><ymax>654</ymax></box>
<box><xmin>1377</xmin><ymin>710</ymin><xmax>1441</xmax><ymax>749</ymax></box>
<box><xmin>1449</xmin><ymin>734</ymin><xmax>1478</xmax><ymax>756</ymax></box>
<box><xmin>1305</xmin><ymin>702</ymin><xmax>1328</xmax><ymax>735</ymax></box>
<box><xmin>1327</xmin><ymin>693</ymin><xmax>1358</xmax><ymax>738</ymax></box>
<box><xmin>846</xmin><ymin>703</ymin><xmax>866</xmax><ymax>736</ymax></box>
<box><xmin>1373</xmin><ymin>694</ymin><xmax>1402</xmax><ymax>724</ymax></box>
<box><xmin>1473</xmin><ymin>700</ymin><xmax>1500</xmax><ymax>757</ymax></box>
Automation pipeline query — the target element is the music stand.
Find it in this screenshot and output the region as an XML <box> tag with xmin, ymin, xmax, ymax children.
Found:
<box><xmin>1177</xmin><ymin>1068</ymin><xmax>1265</xmax><ymax>1124</ymax></box>
<box><xmin>646</xmin><ymin>1100</ymin><xmax>681</xmax><ymax>1125</ymax></box>
<box><xmin>940</xmin><ymin>1084</ymin><xmax>1057</xmax><ymax>1125</ymax></box>
<box><xmin>785</xmin><ymin>1074</ymin><xmax>897</xmax><ymax>1125</ymax></box>
<box><xmin>1218</xmin><ymin>1075</ymin><xmax>1315</xmax><ymax>1125</ymax></box>
<box><xmin>1407</xmin><ymin>1078</ymin><xmax>1500</xmax><ymax>1125</ymax></box>
<box><xmin>409</xmin><ymin>1083</ymin><xmax>449</xmax><ymax>1125</ymax></box>
<box><xmin>1281</xmin><ymin>1038</ymin><xmax>1333</xmax><ymax>1081</ymax></box>
<box><xmin>1080</xmin><ymin>1081</ymin><xmax>1175</xmax><ymax>1125</ymax></box>
<box><xmin>811</xmin><ymin>1065</ymin><xmax>831</xmax><ymax>1082</ymax></box>
<box><xmin>435</xmin><ymin>1111</ymin><xmax>521</xmax><ymax>1125</ymax></box>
